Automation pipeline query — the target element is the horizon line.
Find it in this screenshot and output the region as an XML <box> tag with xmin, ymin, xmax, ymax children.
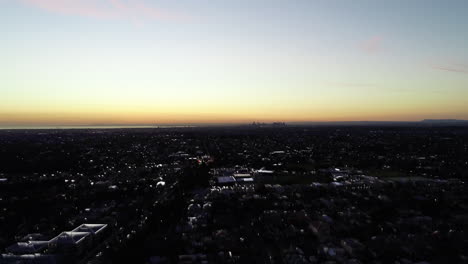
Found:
<box><xmin>1</xmin><ymin>119</ymin><xmax>468</xmax><ymax>129</ymax></box>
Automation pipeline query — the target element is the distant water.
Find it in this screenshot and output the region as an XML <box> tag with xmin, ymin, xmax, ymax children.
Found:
<box><xmin>0</xmin><ymin>125</ymin><xmax>195</xmax><ymax>130</ymax></box>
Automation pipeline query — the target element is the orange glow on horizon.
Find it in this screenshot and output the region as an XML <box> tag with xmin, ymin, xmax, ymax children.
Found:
<box><xmin>2</xmin><ymin>108</ymin><xmax>468</xmax><ymax>127</ymax></box>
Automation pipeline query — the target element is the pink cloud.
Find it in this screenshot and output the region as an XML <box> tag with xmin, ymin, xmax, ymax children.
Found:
<box><xmin>431</xmin><ymin>64</ymin><xmax>468</xmax><ymax>74</ymax></box>
<box><xmin>327</xmin><ymin>82</ymin><xmax>376</xmax><ymax>88</ymax></box>
<box><xmin>19</xmin><ymin>0</ymin><xmax>191</xmax><ymax>22</ymax></box>
<box><xmin>360</xmin><ymin>36</ymin><xmax>383</xmax><ymax>53</ymax></box>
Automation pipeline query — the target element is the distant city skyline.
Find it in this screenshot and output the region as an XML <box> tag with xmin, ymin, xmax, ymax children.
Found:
<box><xmin>1</xmin><ymin>0</ymin><xmax>468</xmax><ymax>126</ymax></box>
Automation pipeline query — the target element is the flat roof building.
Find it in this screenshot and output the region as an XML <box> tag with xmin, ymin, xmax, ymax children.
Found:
<box><xmin>1</xmin><ymin>223</ymin><xmax>108</xmax><ymax>264</ymax></box>
<box><xmin>217</xmin><ymin>176</ymin><xmax>236</xmax><ymax>185</ymax></box>
<box><xmin>71</xmin><ymin>224</ymin><xmax>107</xmax><ymax>235</ymax></box>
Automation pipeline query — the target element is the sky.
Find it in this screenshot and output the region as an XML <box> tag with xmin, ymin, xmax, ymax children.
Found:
<box><xmin>1</xmin><ymin>0</ymin><xmax>468</xmax><ymax>126</ymax></box>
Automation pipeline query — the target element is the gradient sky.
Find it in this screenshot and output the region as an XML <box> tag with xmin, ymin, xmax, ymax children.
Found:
<box><xmin>1</xmin><ymin>0</ymin><xmax>468</xmax><ymax>126</ymax></box>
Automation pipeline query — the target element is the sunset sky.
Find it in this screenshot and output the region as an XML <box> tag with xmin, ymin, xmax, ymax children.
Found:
<box><xmin>1</xmin><ymin>0</ymin><xmax>468</xmax><ymax>126</ymax></box>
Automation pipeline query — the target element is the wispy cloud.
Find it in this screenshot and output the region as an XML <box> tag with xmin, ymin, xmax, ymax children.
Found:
<box><xmin>360</xmin><ymin>36</ymin><xmax>383</xmax><ymax>53</ymax></box>
<box><xmin>431</xmin><ymin>63</ymin><xmax>468</xmax><ymax>74</ymax></box>
<box><xmin>327</xmin><ymin>82</ymin><xmax>376</xmax><ymax>88</ymax></box>
<box><xmin>19</xmin><ymin>0</ymin><xmax>191</xmax><ymax>22</ymax></box>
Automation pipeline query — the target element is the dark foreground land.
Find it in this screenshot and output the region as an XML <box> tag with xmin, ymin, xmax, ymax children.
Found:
<box><xmin>0</xmin><ymin>126</ymin><xmax>467</xmax><ymax>264</ymax></box>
